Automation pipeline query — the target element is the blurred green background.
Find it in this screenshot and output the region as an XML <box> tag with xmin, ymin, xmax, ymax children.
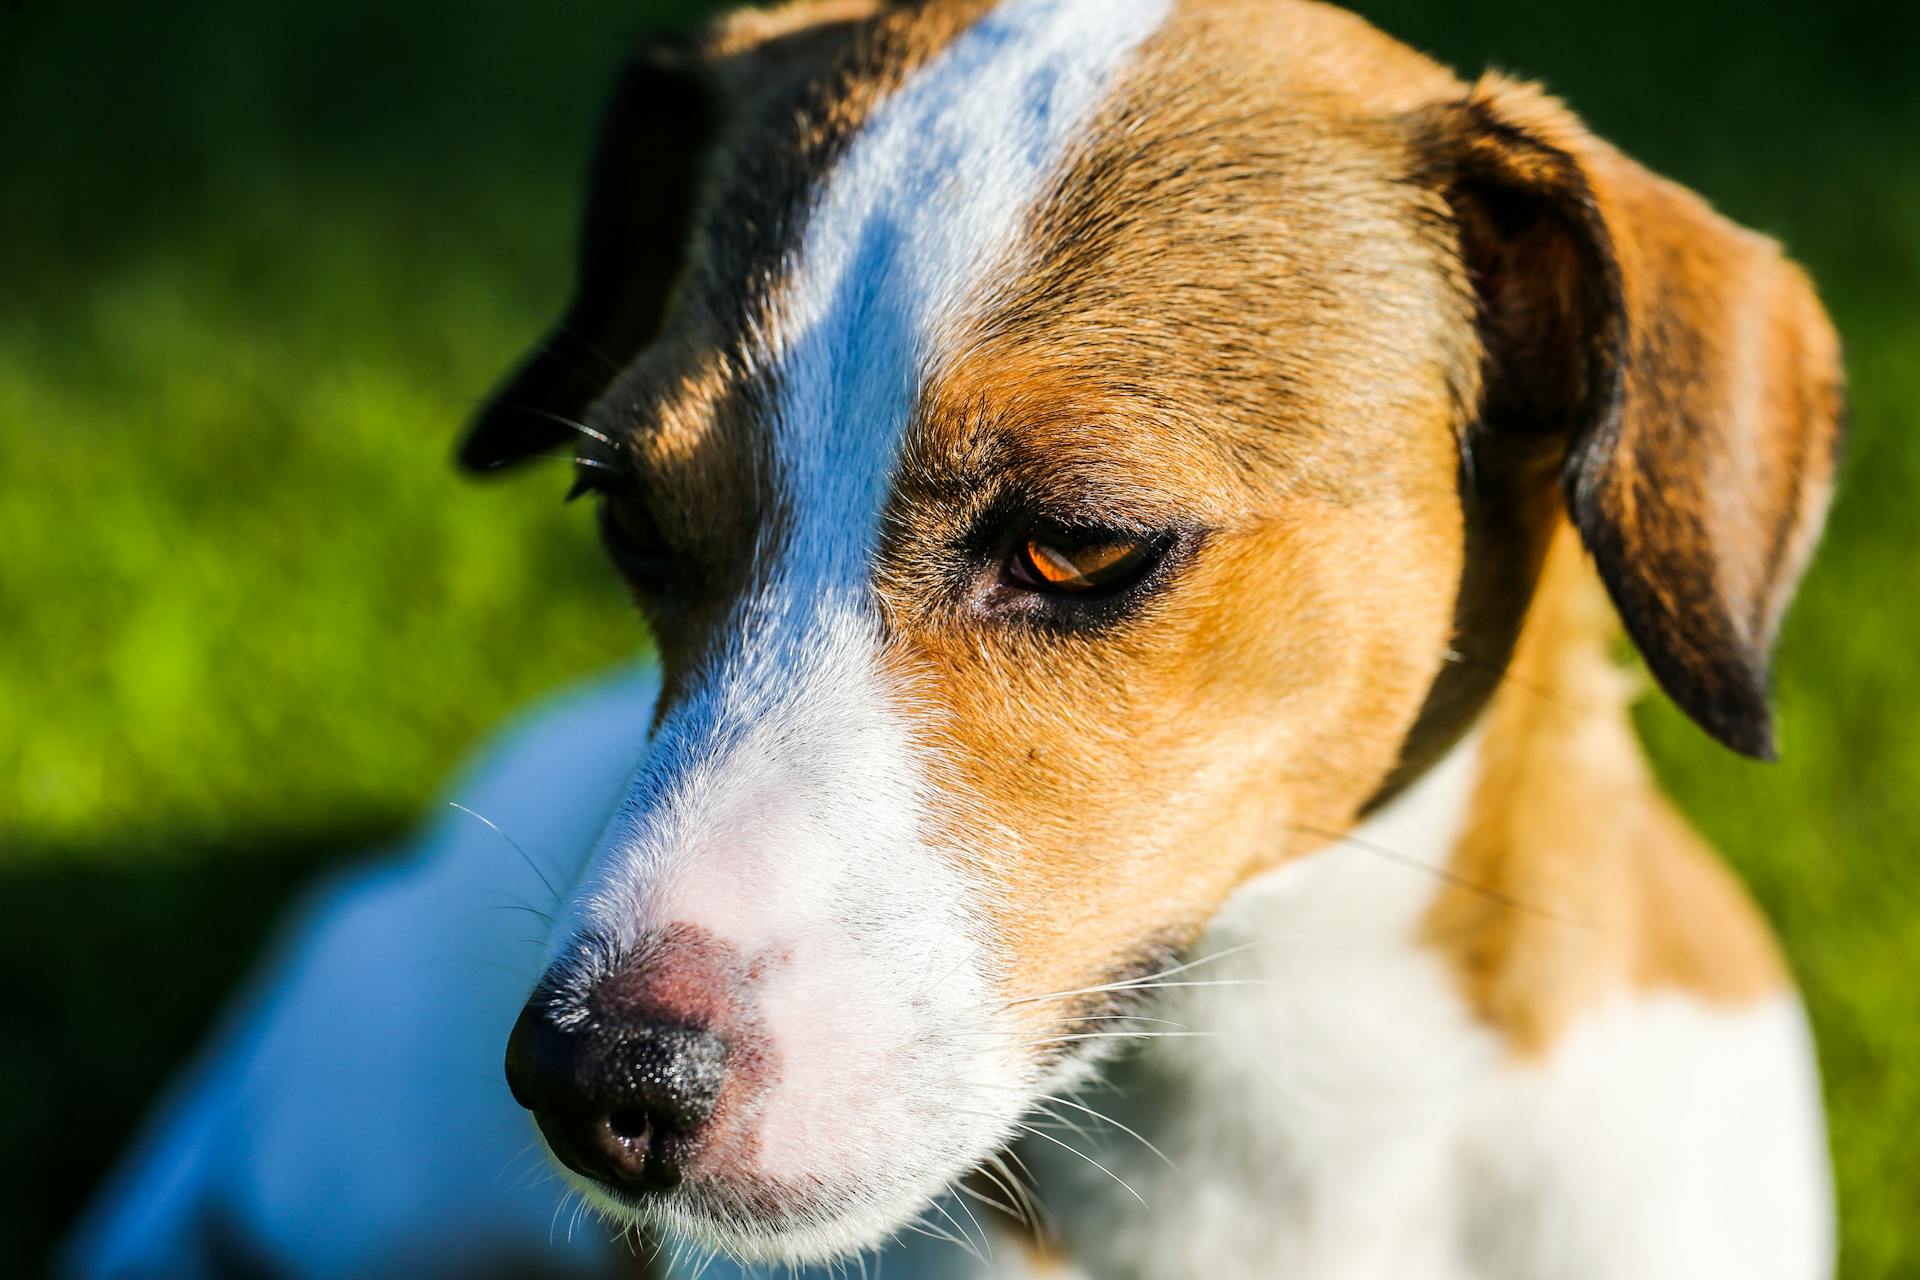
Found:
<box><xmin>2</xmin><ymin>0</ymin><xmax>1914</xmax><ymax>1272</ymax></box>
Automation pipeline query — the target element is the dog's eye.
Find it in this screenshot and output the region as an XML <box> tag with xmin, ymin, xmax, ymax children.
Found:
<box><xmin>1007</xmin><ymin>533</ymin><xmax>1162</xmax><ymax>596</ymax></box>
<box><xmin>569</xmin><ymin>470</ymin><xmax>672</xmax><ymax>586</ymax></box>
<box><xmin>596</xmin><ymin>500</ymin><xmax>672</xmax><ymax>584</ymax></box>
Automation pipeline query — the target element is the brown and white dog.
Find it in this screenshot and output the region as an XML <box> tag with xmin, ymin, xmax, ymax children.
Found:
<box><xmin>73</xmin><ymin>1</ymin><xmax>1843</xmax><ymax>1277</ymax></box>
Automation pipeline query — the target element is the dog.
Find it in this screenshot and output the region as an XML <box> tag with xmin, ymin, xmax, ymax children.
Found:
<box><xmin>69</xmin><ymin>0</ymin><xmax>1845</xmax><ymax>1276</ymax></box>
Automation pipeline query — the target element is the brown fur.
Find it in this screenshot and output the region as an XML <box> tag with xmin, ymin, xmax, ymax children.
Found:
<box><xmin>1424</xmin><ymin>525</ymin><xmax>1786</xmax><ymax>1056</ymax></box>
<box><xmin>471</xmin><ymin>0</ymin><xmax>1841</xmax><ymax>1061</ymax></box>
<box><xmin>1428</xmin><ymin>74</ymin><xmax>1845</xmax><ymax>759</ymax></box>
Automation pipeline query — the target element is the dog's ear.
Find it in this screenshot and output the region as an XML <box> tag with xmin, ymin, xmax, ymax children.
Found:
<box><xmin>459</xmin><ymin>39</ymin><xmax>717</xmax><ymax>472</ymax></box>
<box><xmin>1421</xmin><ymin>76</ymin><xmax>1845</xmax><ymax>760</ymax></box>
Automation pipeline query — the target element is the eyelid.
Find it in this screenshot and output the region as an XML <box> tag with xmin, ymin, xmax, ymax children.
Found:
<box><xmin>571</xmin><ymin>459</ymin><xmax>677</xmax><ymax>589</ymax></box>
<box><xmin>565</xmin><ymin>452</ymin><xmax>633</xmax><ymax>503</ymax></box>
<box><xmin>1007</xmin><ymin>529</ymin><xmax>1172</xmax><ymax>599</ymax></box>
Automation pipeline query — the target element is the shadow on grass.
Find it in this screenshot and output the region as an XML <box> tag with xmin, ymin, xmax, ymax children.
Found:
<box><xmin>1</xmin><ymin>829</ymin><xmax>403</xmax><ymax>1272</ymax></box>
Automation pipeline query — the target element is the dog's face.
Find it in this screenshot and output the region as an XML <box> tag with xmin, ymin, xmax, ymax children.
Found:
<box><xmin>473</xmin><ymin>0</ymin><xmax>1840</xmax><ymax>1263</ymax></box>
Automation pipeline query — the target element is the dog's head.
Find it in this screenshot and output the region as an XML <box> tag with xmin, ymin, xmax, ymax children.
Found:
<box><xmin>471</xmin><ymin>0</ymin><xmax>1842</xmax><ymax>1263</ymax></box>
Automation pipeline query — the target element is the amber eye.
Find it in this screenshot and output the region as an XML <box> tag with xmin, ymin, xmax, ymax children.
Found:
<box><xmin>1007</xmin><ymin>534</ymin><xmax>1161</xmax><ymax>596</ymax></box>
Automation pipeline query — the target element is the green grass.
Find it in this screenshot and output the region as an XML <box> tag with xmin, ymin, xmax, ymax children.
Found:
<box><xmin>2</xmin><ymin>0</ymin><xmax>1915</xmax><ymax>1273</ymax></box>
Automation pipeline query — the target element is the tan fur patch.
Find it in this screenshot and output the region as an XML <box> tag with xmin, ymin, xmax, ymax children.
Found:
<box><xmin>1424</xmin><ymin>526</ymin><xmax>1786</xmax><ymax>1057</ymax></box>
<box><xmin>581</xmin><ymin>0</ymin><xmax>1011</xmax><ymax>690</ymax></box>
<box><xmin>873</xmin><ymin>0</ymin><xmax>1487</xmax><ymax>1018</ymax></box>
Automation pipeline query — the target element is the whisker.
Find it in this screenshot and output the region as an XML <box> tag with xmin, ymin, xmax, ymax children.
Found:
<box><xmin>939</xmin><ymin>1184</ymin><xmax>994</xmax><ymax>1262</ymax></box>
<box><xmin>550</xmin><ymin>325</ymin><xmax>628</xmax><ymax>381</ymax></box>
<box><xmin>464</xmin><ymin>398</ymin><xmax>623</xmax><ymax>450</ymax></box>
<box><xmin>1002</xmin><ymin>935</ymin><xmax>1300</xmax><ymax>1009</ymax></box>
<box><xmin>1017</xmin><ymin>1030</ymin><xmax>1224</xmax><ymax>1047</ymax></box>
<box><xmin>539</xmin><ymin>409</ymin><xmax>618</xmax><ymax>448</ymax></box>
<box><xmin>902</xmin><ymin>1215</ymin><xmax>979</xmax><ymax>1260</ymax></box>
<box><xmin>955</xmin><ymin>1178</ymin><xmax>1021</xmax><ymax>1222</ymax></box>
<box><xmin>995</xmin><ymin>1146</ymin><xmax>1049</xmax><ymax>1226</ymax></box>
<box><xmin>500</xmin><ymin>1141</ymin><xmax>555</xmax><ymax>1195</ymax></box>
<box><xmin>448</xmin><ymin>802</ymin><xmax>563</xmax><ymax>905</ymax></box>
<box><xmin>1036</xmin><ymin>1094</ymin><xmax>1179</xmax><ymax>1172</ymax></box>
<box><xmin>950</xmin><ymin>1013</ymin><xmax>1195</xmax><ymax>1037</ymax></box>
<box><xmin>1440</xmin><ymin>645</ymin><xmax>1595</xmax><ymax>713</ymax></box>
<box><xmin>982</xmin><ymin>1151</ymin><xmax>1044</xmax><ymax>1232</ymax></box>
<box><xmin>1028</xmin><ymin>1102</ymin><xmax>1097</xmax><ymax>1148</ymax></box>
<box><xmin>566</xmin><ymin>1192</ymin><xmax>588</xmax><ymax>1245</ymax></box>
<box><xmin>1051</xmin><ymin>1013</ymin><xmax>1193</xmax><ymax>1030</ymax></box>
<box><xmin>1286</xmin><ymin>820</ymin><xmax>1595</xmax><ymax>929</ymax></box>
<box><xmin>1012</xmin><ymin>1123</ymin><xmax>1148</xmax><ymax>1207</ymax></box>
<box><xmin>463</xmin><ymin>902</ymin><xmax>555</xmax><ymax>925</ymax></box>
<box><xmin>926</xmin><ymin>1190</ymin><xmax>978</xmax><ymax>1260</ymax></box>
<box><xmin>1005</xmin><ymin>977</ymin><xmax>1277</xmax><ymax>1009</ymax></box>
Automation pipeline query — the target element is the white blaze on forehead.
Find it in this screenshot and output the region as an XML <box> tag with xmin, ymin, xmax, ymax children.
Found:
<box><xmin>771</xmin><ymin>0</ymin><xmax>1174</xmax><ymax>576</ymax></box>
<box><xmin>551</xmin><ymin>4</ymin><xmax>1172</xmax><ymax>1253</ymax></box>
<box><xmin>565</xmin><ymin>0</ymin><xmax>1177</xmax><ymax>949</ymax></box>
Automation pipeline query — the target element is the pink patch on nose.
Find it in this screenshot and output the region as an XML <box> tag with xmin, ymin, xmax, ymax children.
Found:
<box><xmin>598</xmin><ymin>924</ymin><xmax>780</xmax><ymax>1182</ymax></box>
<box><xmin>607</xmin><ymin>925</ymin><xmax>753</xmax><ymax>1026</ymax></box>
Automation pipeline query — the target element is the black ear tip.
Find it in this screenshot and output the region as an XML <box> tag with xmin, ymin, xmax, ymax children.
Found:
<box><xmin>455</xmin><ymin>415</ymin><xmax>521</xmax><ymax>474</ymax></box>
<box><xmin>1650</xmin><ymin>650</ymin><xmax>1780</xmax><ymax>762</ymax></box>
<box><xmin>456</xmin><ymin>361</ymin><xmax>580</xmax><ymax>474</ymax></box>
<box><xmin>1702</xmin><ymin>703</ymin><xmax>1779</xmax><ymax>763</ymax></box>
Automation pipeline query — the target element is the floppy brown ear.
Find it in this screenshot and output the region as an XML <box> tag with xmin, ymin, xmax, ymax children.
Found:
<box><xmin>458</xmin><ymin>38</ymin><xmax>718</xmax><ymax>472</ymax></box>
<box><xmin>1424</xmin><ymin>76</ymin><xmax>1846</xmax><ymax>760</ymax></box>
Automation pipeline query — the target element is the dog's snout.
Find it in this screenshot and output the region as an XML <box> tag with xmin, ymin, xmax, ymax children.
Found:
<box><xmin>506</xmin><ymin>998</ymin><xmax>729</xmax><ymax>1194</ymax></box>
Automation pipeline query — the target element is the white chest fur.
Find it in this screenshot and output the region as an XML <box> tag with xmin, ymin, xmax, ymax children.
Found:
<box><xmin>1012</xmin><ymin>734</ymin><xmax>1832</xmax><ymax>1280</ymax></box>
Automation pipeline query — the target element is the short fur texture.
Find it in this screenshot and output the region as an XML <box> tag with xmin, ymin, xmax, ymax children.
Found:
<box><xmin>71</xmin><ymin>2</ymin><xmax>1843</xmax><ymax>1277</ymax></box>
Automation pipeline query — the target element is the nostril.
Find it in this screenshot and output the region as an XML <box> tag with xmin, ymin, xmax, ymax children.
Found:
<box><xmin>505</xmin><ymin>999</ymin><xmax>731</xmax><ymax>1195</ymax></box>
<box><xmin>591</xmin><ymin>1112</ymin><xmax>654</xmax><ymax>1188</ymax></box>
<box><xmin>607</xmin><ymin>1109</ymin><xmax>650</xmax><ymax>1141</ymax></box>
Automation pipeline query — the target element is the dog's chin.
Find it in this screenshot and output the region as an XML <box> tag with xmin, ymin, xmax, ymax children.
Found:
<box><xmin>561</xmin><ymin>1160</ymin><xmax>998</xmax><ymax>1267</ymax></box>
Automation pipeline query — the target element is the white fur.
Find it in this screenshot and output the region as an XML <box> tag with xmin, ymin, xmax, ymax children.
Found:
<box><xmin>1018</xmin><ymin>733</ymin><xmax>1834</xmax><ymax>1280</ymax></box>
<box><xmin>1029</xmin><ymin>733</ymin><xmax>1504</xmax><ymax>1280</ymax></box>
<box><xmin>548</xmin><ymin>0</ymin><xmax>1174</xmax><ymax>1262</ymax></box>
<box><xmin>658</xmin><ymin>732</ymin><xmax>1830</xmax><ymax>1280</ymax></box>
<box><xmin>72</xmin><ymin>676</ymin><xmax>1829</xmax><ymax>1279</ymax></box>
<box><xmin>1457</xmin><ymin>993</ymin><xmax>1832</xmax><ymax>1280</ymax></box>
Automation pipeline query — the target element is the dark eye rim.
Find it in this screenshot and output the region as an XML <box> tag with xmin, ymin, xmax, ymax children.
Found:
<box><xmin>595</xmin><ymin>500</ymin><xmax>675</xmax><ymax>584</ymax></box>
<box><xmin>568</xmin><ymin>467</ymin><xmax>676</xmax><ymax>588</ymax></box>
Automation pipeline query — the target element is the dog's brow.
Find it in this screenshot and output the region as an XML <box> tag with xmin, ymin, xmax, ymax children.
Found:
<box><xmin>760</xmin><ymin>0</ymin><xmax>1174</xmax><ymax>588</ymax></box>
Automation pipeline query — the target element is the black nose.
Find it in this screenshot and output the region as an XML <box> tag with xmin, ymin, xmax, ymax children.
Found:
<box><xmin>505</xmin><ymin>1001</ymin><xmax>729</xmax><ymax>1193</ymax></box>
